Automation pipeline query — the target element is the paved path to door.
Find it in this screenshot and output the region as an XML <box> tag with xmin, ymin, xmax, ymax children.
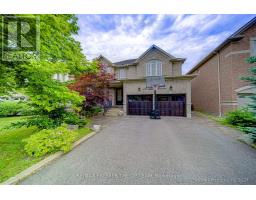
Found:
<box><xmin>20</xmin><ymin>114</ymin><xmax>256</xmax><ymax>184</ymax></box>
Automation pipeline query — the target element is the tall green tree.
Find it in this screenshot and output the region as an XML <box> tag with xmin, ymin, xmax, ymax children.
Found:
<box><xmin>0</xmin><ymin>14</ymin><xmax>97</xmax><ymax>128</ymax></box>
<box><xmin>242</xmin><ymin>56</ymin><xmax>256</xmax><ymax>113</ymax></box>
<box><xmin>240</xmin><ymin>56</ymin><xmax>256</xmax><ymax>142</ymax></box>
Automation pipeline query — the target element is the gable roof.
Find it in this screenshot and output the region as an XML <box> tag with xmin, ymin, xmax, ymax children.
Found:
<box><xmin>93</xmin><ymin>45</ymin><xmax>186</xmax><ymax>67</ymax></box>
<box><xmin>136</xmin><ymin>44</ymin><xmax>176</xmax><ymax>61</ymax></box>
<box><xmin>95</xmin><ymin>55</ymin><xmax>113</xmax><ymax>65</ymax></box>
<box><xmin>113</xmin><ymin>45</ymin><xmax>185</xmax><ymax>67</ymax></box>
<box><xmin>187</xmin><ymin>16</ymin><xmax>256</xmax><ymax>75</ymax></box>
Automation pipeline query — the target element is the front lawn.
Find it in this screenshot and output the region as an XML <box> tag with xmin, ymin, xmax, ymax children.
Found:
<box><xmin>0</xmin><ymin>116</ymin><xmax>91</xmax><ymax>183</ymax></box>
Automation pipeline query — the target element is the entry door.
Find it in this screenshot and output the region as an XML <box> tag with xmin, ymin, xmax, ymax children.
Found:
<box><xmin>116</xmin><ymin>88</ymin><xmax>123</xmax><ymax>105</ymax></box>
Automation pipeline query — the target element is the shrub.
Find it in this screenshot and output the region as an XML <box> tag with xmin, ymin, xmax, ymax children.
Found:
<box><xmin>240</xmin><ymin>127</ymin><xmax>256</xmax><ymax>143</ymax></box>
<box><xmin>8</xmin><ymin>109</ymin><xmax>86</xmax><ymax>130</ymax></box>
<box><xmin>0</xmin><ymin>101</ymin><xmax>34</xmax><ymax>117</ymax></box>
<box><xmin>10</xmin><ymin>115</ymin><xmax>63</xmax><ymax>130</ymax></box>
<box><xmin>23</xmin><ymin>126</ymin><xmax>78</xmax><ymax>157</ymax></box>
<box><xmin>80</xmin><ymin>105</ymin><xmax>103</xmax><ymax>117</ymax></box>
<box><xmin>63</xmin><ymin>112</ymin><xmax>87</xmax><ymax>127</ymax></box>
<box><xmin>223</xmin><ymin>109</ymin><xmax>256</xmax><ymax>127</ymax></box>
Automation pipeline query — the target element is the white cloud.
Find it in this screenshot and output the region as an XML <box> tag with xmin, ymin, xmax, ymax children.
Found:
<box><xmin>77</xmin><ymin>15</ymin><xmax>233</xmax><ymax>73</ymax></box>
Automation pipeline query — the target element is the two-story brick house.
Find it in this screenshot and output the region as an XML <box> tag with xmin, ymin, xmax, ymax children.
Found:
<box><xmin>97</xmin><ymin>45</ymin><xmax>195</xmax><ymax>117</ymax></box>
<box><xmin>187</xmin><ymin>17</ymin><xmax>256</xmax><ymax>116</ymax></box>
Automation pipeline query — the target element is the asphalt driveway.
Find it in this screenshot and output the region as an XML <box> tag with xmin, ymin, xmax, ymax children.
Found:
<box><xmin>20</xmin><ymin>114</ymin><xmax>256</xmax><ymax>184</ymax></box>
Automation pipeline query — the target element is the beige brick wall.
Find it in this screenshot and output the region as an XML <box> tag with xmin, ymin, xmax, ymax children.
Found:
<box><xmin>137</xmin><ymin>49</ymin><xmax>173</xmax><ymax>78</ymax></box>
<box><xmin>123</xmin><ymin>78</ymin><xmax>192</xmax><ymax>117</ymax></box>
<box><xmin>172</xmin><ymin>62</ymin><xmax>182</xmax><ymax>76</ymax></box>
<box><xmin>114</xmin><ymin>48</ymin><xmax>183</xmax><ymax>80</ymax></box>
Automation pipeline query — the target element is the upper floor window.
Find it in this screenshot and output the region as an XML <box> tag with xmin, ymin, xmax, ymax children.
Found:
<box><xmin>251</xmin><ymin>37</ymin><xmax>256</xmax><ymax>56</ymax></box>
<box><xmin>146</xmin><ymin>60</ymin><xmax>162</xmax><ymax>76</ymax></box>
<box><xmin>119</xmin><ymin>68</ymin><xmax>126</xmax><ymax>79</ymax></box>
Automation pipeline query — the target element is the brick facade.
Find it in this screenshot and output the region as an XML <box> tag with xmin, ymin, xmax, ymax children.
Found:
<box><xmin>188</xmin><ymin>18</ymin><xmax>256</xmax><ymax>116</ymax></box>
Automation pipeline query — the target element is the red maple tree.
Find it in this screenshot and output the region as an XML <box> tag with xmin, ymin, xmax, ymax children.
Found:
<box><xmin>69</xmin><ymin>63</ymin><xmax>115</xmax><ymax>109</ymax></box>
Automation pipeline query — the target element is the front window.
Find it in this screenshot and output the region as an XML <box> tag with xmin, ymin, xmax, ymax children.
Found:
<box><xmin>119</xmin><ymin>68</ymin><xmax>126</xmax><ymax>79</ymax></box>
<box><xmin>146</xmin><ymin>60</ymin><xmax>162</xmax><ymax>76</ymax></box>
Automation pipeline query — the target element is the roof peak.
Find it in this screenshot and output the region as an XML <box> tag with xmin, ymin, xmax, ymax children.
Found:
<box><xmin>136</xmin><ymin>44</ymin><xmax>177</xmax><ymax>62</ymax></box>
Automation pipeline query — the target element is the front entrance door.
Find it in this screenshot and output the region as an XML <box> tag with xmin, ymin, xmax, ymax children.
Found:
<box><xmin>116</xmin><ymin>88</ymin><xmax>123</xmax><ymax>105</ymax></box>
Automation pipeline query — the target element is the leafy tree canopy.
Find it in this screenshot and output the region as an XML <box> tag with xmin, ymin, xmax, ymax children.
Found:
<box><xmin>0</xmin><ymin>14</ymin><xmax>98</xmax><ymax>113</ymax></box>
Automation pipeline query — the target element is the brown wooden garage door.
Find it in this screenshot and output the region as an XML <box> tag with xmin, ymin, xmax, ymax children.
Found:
<box><xmin>127</xmin><ymin>94</ymin><xmax>186</xmax><ymax>116</ymax></box>
<box><xmin>127</xmin><ymin>95</ymin><xmax>152</xmax><ymax>115</ymax></box>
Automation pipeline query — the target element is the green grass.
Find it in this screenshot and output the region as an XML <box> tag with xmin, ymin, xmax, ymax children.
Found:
<box><xmin>195</xmin><ymin>111</ymin><xmax>242</xmax><ymax>130</ymax></box>
<box><xmin>0</xmin><ymin>116</ymin><xmax>27</xmax><ymax>128</ymax></box>
<box><xmin>76</xmin><ymin>127</ymin><xmax>92</xmax><ymax>140</ymax></box>
<box><xmin>0</xmin><ymin>116</ymin><xmax>92</xmax><ymax>183</ymax></box>
<box><xmin>0</xmin><ymin>117</ymin><xmax>40</xmax><ymax>183</ymax></box>
<box><xmin>75</xmin><ymin>118</ymin><xmax>92</xmax><ymax>140</ymax></box>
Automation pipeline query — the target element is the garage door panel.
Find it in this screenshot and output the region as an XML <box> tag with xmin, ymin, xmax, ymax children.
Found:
<box><xmin>156</xmin><ymin>101</ymin><xmax>185</xmax><ymax>116</ymax></box>
<box><xmin>127</xmin><ymin>94</ymin><xmax>185</xmax><ymax>116</ymax></box>
<box><xmin>128</xmin><ymin>101</ymin><xmax>152</xmax><ymax>115</ymax></box>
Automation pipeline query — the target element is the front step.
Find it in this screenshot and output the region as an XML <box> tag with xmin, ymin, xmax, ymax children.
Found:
<box><xmin>105</xmin><ymin>107</ymin><xmax>124</xmax><ymax>117</ymax></box>
<box><xmin>112</xmin><ymin>105</ymin><xmax>123</xmax><ymax>109</ymax></box>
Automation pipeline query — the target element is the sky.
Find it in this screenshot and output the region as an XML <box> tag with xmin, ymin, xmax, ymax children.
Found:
<box><xmin>77</xmin><ymin>14</ymin><xmax>255</xmax><ymax>74</ymax></box>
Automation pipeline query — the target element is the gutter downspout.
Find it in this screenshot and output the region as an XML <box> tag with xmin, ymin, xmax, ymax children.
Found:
<box><xmin>217</xmin><ymin>52</ymin><xmax>222</xmax><ymax>117</ymax></box>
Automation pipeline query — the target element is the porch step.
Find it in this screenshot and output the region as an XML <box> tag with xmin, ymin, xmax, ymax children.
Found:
<box><xmin>105</xmin><ymin>107</ymin><xmax>124</xmax><ymax>117</ymax></box>
<box><xmin>112</xmin><ymin>105</ymin><xmax>123</xmax><ymax>108</ymax></box>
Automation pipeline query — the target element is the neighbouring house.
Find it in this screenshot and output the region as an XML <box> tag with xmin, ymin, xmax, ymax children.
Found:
<box><xmin>187</xmin><ymin>17</ymin><xmax>256</xmax><ymax>116</ymax></box>
<box><xmin>96</xmin><ymin>45</ymin><xmax>195</xmax><ymax>117</ymax></box>
<box><xmin>53</xmin><ymin>74</ymin><xmax>75</xmax><ymax>82</ymax></box>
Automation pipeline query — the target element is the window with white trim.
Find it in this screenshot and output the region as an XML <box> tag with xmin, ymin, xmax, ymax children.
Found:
<box><xmin>251</xmin><ymin>37</ymin><xmax>256</xmax><ymax>56</ymax></box>
<box><xmin>146</xmin><ymin>60</ymin><xmax>162</xmax><ymax>76</ymax></box>
<box><xmin>119</xmin><ymin>68</ymin><xmax>126</xmax><ymax>79</ymax></box>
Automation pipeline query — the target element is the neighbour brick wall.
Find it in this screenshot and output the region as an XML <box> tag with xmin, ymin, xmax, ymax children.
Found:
<box><xmin>191</xmin><ymin>55</ymin><xmax>219</xmax><ymax>115</ymax></box>
<box><xmin>190</xmin><ymin>24</ymin><xmax>256</xmax><ymax>116</ymax></box>
<box><xmin>219</xmin><ymin>43</ymin><xmax>233</xmax><ymax>103</ymax></box>
<box><xmin>229</xmin><ymin>26</ymin><xmax>256</xmax><ymax>98</ymax></box>
<box><xmin>220</xmin><ymin>27</ymin><xmax>255</xmax><ymax>114</ymax></box>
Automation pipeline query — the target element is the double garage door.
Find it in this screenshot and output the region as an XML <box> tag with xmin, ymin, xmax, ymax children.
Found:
<box><xmin>127</xmin><ymin>94</ymin><xmax>186</xmax><ymax>117</ymax></box>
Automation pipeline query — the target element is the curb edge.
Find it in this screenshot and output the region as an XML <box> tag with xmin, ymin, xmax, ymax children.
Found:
<box><xmin>1</xmin><ymin>131</ymin><xmax>97</xmax><ymax>185</ymax></box>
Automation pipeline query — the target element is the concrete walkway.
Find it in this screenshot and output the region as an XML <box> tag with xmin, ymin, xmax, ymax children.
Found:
<box><xmin>20</xmin><ymin>114</ymin><xmax>256</xmax><ymax>184</ymax></box>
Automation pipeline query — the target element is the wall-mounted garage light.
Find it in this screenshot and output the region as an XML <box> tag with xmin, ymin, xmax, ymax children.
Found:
<box><xmin>169</xmin><ymin>85</ymin><xmax>173</xmax><ymax>91</ymax></box>
<box><xmin>138</xmin><ymin>87</ymin><xmax>141</xmax><ymax>92</ymax></box>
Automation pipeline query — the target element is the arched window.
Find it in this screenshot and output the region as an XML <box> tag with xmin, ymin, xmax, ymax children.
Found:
<box><xmin>146</xmin><ymin>60</ymin><xmax>162</xmax><ymax>76</ymax></box>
